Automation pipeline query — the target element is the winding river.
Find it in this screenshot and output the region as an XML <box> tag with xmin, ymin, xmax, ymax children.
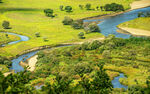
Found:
<box><xmin>2</xmin><ymin>7</ymin><xmax>150</xmax><ymax>89</ymax></box>
<box><xmin>1</xmin><ymin>32</ymin><xmax>29</xmax><ymax>47</ymax></box>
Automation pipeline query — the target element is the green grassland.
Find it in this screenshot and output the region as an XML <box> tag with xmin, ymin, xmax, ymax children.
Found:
<box><xmin>0</xmin><ymin>33</ymin><xmax>20</xmax><ymax>45</ymax></box>
<box><xmin>119</xmin><ymin>17</ymin><xmax>150</xmax><ymax>31</ymax></box>
<box><xmin>32</xmin><ymin>36</ymin><xmax>150</xmax><ymax>90</ymax></box>
<box><xmin>0</xmin><ymin>0</ymin><xmax>135</xmax><ymax>58</ymax></box>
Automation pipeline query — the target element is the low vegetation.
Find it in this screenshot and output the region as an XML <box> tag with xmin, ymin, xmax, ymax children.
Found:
<box><xmin>119</xmin><ymin>17</ymin><xmax>150</xmax><ymax>31</ymax></box>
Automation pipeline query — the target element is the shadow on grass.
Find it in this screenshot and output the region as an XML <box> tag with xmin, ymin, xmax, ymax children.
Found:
<box><xmin>0</xmin><ymin>8</ymin><xmax>40</xmax><ymax>13</ymax></box>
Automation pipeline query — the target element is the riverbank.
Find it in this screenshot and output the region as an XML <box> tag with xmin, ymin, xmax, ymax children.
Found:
<box><xmin>82</xmin><ymin>0</ymin><xmax>150</xmax><ymax>21</ymax></box>
<box><xmin>117</xmin><ymin>27</ymin><xmax>150</xmax><ymax>37</ymax></box>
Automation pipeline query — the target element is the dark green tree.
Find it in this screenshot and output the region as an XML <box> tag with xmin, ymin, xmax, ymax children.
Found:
<box><xmin>62</xmin><ymin>16</ymin><xmax>73</xmax><ymax>25</ymax></box>
<box><xmin>71</xmin><ymin>20</ymin><xmax>83</xmax><ymax>29</ymax></box>
<box><xmin>2</xmin><ymin>21</ymin><xmax>10</xmax><ymax>29</ymax></box>
<box><xmin>78</xmin><ymin>32</ymin><xmax>85</xmax><ymax>39</ymax></box>
<box><xmin>85</xmin><ymin>3</ymin><xmax>91</xmax><ymax>10</ymax></box>
<box><xmin>44</xmin><ymin>9</ymin><xmax>54</xmax><ymax>17</ymax></box>
<box><xmin>65</xmin><ymin>6</ymin><xmax>72</xmax><ymax>12</ymax></box>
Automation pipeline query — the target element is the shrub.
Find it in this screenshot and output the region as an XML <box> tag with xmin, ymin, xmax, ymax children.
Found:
<box><xmin>59</xmin><ymin>5</ymin><xmax>64</xmax><ymax>11</ymax></box>
<box><xmin>88</xmin><ymin>40</ymin><xmax>102</xmax><ymax>50</ymax></box>
<box><xmin>65</xmin><ymin>6</ymin><xmax>72</xmax><ymax>12</ymax></box>
<box><xmin>85</xmin><ymin>23</ymin><xmax>100</xmax><ymax>33</ymax></box>
<box><xmin>43</xmin><ymin>37</ymin><xmax>48</xmax><ymax>42</ymax></box>
<box><xmin>85</xmin><ymin>3</ymin><xmax>91</xmax><ymax>10</ymax></box>
<box><xmin>102</xmin><ymin>50</ymin><xmax>111</xmax><ymax>59</ymax></box>
<box><xmin>2</xmin><ymin>21</ymin><xmax>10</xmax><ymax>29</ymax></box>
<box><xmin>71</xmin><ymin>20</ymin><xmax>83</xmax><ymax>29</ymax></box>
<box><xmin>62</xmin><ymin>17</ymin><xmax>73</xmax><ymax>25</ymax></box>
<box><xmin>35</xmin><ymin>32</ymin><xmax>40</xmax><ymax>37</ymax></box>
<box><xmin>44</xmin><ymin>9</ymin><xmax>54</xmax><ymax>17</ymax></box>
<box><xmin>78</xmin><ymin>32</ymin><xmax>85</xmax><ymax>39</ymax></box>
<box><xmin>79</xmin><ymin>5</ymin><xmax>84</xmax><ymax>10</ymax></box>
<box><xmin>104</xmin><ymin>3</ymin><xmax>124</xmax><ymax>12</ymax></box>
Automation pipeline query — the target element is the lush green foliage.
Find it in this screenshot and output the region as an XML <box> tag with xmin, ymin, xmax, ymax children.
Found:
<box><xmin>2</xmin><ymin>21</ymin><xmax>10</xmax><ymax>29</ymax></box>
<box><xmin>104</xmin><ymin>3</ymin><xmax>124</xmax><ymax>12</ymax></box>
<box><xmin>33</xmin><ymin>36</ymin><xmax>150</xmax><ymax>93</ymax></box>
<box><xmin>65</xmin><ymin>6</ymin><xmax>72</xmax><ymax>13</ymax></box>
<box><xmin>44</xmin><ymin>9</ymin><xmax>54</xmax><ymax>17</ymax></box>
<box><xmin>0</xmin><ymin>70</ymin><xmax>36</xmax><ymax>94</ymax></box>
<box><xmin>62</xmin><ymin>16</ymin><xmax>73</xmax><ymax>25</ymax></box>
<box><xmin>0</xmin><ymin>56</ymin><xmax>12</xmax><ymax>68</ymax></box>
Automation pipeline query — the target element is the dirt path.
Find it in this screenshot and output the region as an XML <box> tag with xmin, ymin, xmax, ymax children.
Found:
<box><xmin>131</xmin><ymin>0</ymin><xmax>150</xmax><ymax>10</ymax></box>
<box><xmin>118</xmin><ymin>27</ymin><xmax>150</xmax><ymax>37</ymax></box>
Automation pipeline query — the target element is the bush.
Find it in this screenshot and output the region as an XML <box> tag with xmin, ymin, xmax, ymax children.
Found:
<box><xmin>85</xmin><ymin>3</ymin><xmax>91</xmax><ymax>10</ymax></box>
<box><xmin>44</xmin><ymin>9</ymin><xmax>54</xmax><ymax>17</ymax></box>
<box><xmin>43</xmin><ymin>37</ymin><xmax>48</xmax><ymax>42</ymax></box>
<box><xmin>35</xmin><ymin>32</ymin><xmax>40</xmax><ymax>37</ymax></box>
<box><xmin>104</xmin><ymin>3</ymin><xmax>124</xmax><ymax>12</ymax></box>
<box><xmin>65</xmin><ymin>6</ymin><xmax>72</xmax><ymax>12</ymax></box>
<box><xmin>84</xmin><ymin>23</ymin><xmax>100</xmax><ymax>33</ymax></box>
<box><xmin>59</xmin><ymin>5</ymin><xmax>64</xmax><ymax>11</ymax></box>
<box><xmin>62</xmin><ymin>17</ymin><xmax>73</xmax><ymax>25</ymax></box>
<box><xmin>79</xmin><ymin>5</ymin><xmax>84</xmax><ymax>10</ymax></box>
<box><xmin>102</xmin><ymin>50</ymin><xmax>111</xmax><ymax>59</ymax></box>
<box><xmin>78</xmin><ymin>32</ymin><xmax>85</xmax><ymax>39</ymax></box>
<box><xmin>88</xmin><ymin>40</ymin><xmax>102</xmax><ymax>50</ymax></box>
<box><xmin>2</xmin><ymin>21</ymin><xmax>10</xmax><ymax>29</ymax></box>
<box><xmin>71</xmin><ymin>20</ymin><xmax>83</xmax><ymax>29</ymax></box>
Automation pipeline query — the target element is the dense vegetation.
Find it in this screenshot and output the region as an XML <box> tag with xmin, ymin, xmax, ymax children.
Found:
<box><xmin>30</xmin><ymin>35</ymin><xmax>150</xmax><ymax>93</ymax></box>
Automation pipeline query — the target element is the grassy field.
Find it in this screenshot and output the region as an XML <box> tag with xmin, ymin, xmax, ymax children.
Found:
<box><xmin>0</xmin><ymin>33</ymin><xmax>20</xmax><ymax>46</ymax></box>
<box><xmin>119</xmin><ymin>17</ymin><xmax>150</xmax><ymax>31</ymax></box>
<box><xmin>0</xmin><ymin>0</ymin><xmax>135</xmax><ymax>58</ymax></box>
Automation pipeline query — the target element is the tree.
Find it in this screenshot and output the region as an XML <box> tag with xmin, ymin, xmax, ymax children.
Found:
<box><xmin>59</xmin><ymin>5</ymin><xmax>64</xmax><ymax>11</ymax></box>
<box><xmin>2</xmin><ymin>21</ymin><xmax>10</xmax><ymax>29</ymax></box>
<box><xmin>35</xmin><ymin>32</ymin><xmax>40</xmax><ymax>37</ymax></box>
<box><xmin>44</xmin><ymin>9</ymin><xmax>54</xmax><ymax>17</ymax></box>
<box><xmin>79</xmin><ymin>5</ymin><xmax>84</xmax><ymax>10</ymax></box>
<box><xmin>91</xmin><ymin>63</ymin><xmax>112</xmax><ymax>93</ymax></box>
<box><xmin>78</xmin><ymin>32</ymin><xmax>85</xmax><ymax>39</ymax></box>
<box><xmin>62</xmin><ymin>16</ymin><xmax>73</xmax><ymax>25</ymax></box>
<box><xmin>43</xmin><ymin>37</ymin><xmax>48</xmax><ymax>42</ymax></box>
<box><xmin>85</xmin><ymin>23</ymin><xmax>100</xmax><ymax>33</ymax></box>
<box><xmin>100</xmin><ymin>6</ymin><xmax>103</xmax><ymax>11</ymax></box>
<box><xmin>71</xmin><ymin>20</ymin><xmax>83</xmax><ymax>29</ymax></box>
<box><xmin>85</xmin><ymin>3</ymin><xmax>91</xmax><ymax>10</ymax></box>
<box><xmin>104</xmin><ymin>3</ymin><xmax>124</xmax><ymax>12</ymax></box>
<box><xmin>65</xmin><ymin>6</ymin><xmax>72</xmax><ymax>12</ymax></box>
<box><xmin>0</xmin><ymin>70</ymin><xmax>35</xmax><ymax>94</ymax></box>
<box><xmin>0</xmin><ymin>0</ymin><xmax>2</xmax><ymax>3</ymax></box>
<box><xmin>96</xmin><ymin>6</ymin><xmax>99</xmax><ymax>10</ymax></box>
<box><xmin>5</xmin><ymin>34</ymin><xmax>8</xmax><ymax>38</ymax></box>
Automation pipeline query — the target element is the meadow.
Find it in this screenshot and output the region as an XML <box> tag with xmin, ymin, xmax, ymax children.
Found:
<box><xmin>0</xmin><ymin>0</ymin><xmax>135</xmax><ymax>58</ymax></box>
<box><xmin>119</xmin><ymin>17</ymin><xmax>150</xmax><ymax>31</ymax></box>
